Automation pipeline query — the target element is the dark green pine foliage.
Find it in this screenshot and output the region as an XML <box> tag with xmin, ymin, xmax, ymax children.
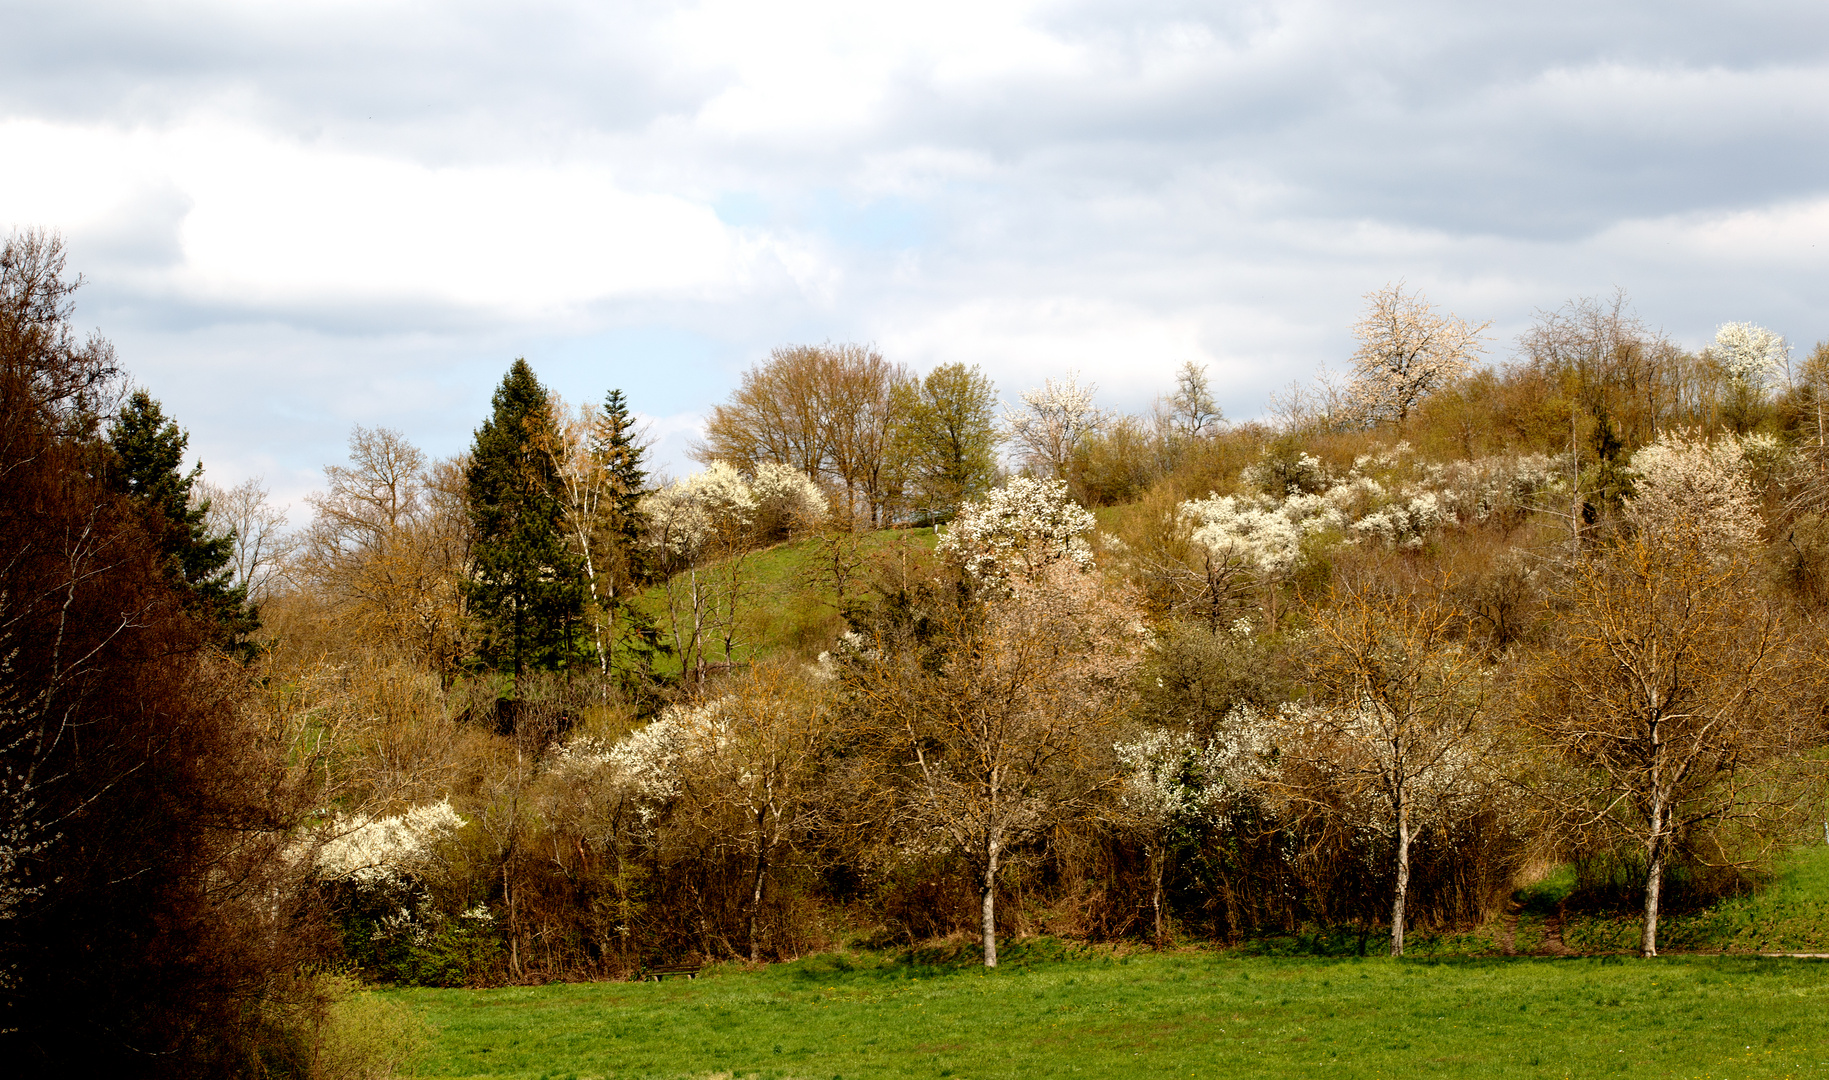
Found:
<box><xmin>106</xmin><ymin>390</ymin><xmax>257</xmax><ymax>647</ymax></box>
<box><xmin>466</xmin><ymin>359</ymin><xmax>589</xmax><ymax>683</ymax></box>
<box><xmin>591</xmin><ymin>388</ymin><xmax>666</xmax><ymax>687</ymax></box>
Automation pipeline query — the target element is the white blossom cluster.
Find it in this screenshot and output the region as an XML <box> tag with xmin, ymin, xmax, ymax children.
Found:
<box><xmin>1182</xmin><ymin>445</ymin><xmax>1563</xmax><ymax>570</ymax></box>
<box><xmin>1178</xmin><ymin>494</ymin><xmax>1305</xmax><ymax>578</ymax></box>
<box><xmin>1240</xmin><ymin>451</ymin><xmax>1328</xmax><ymax>497</ymax></box>
<box><xmin>0</xmin><ymin>768</ymin><xmax>49</xmax><ymax>927</ymax></box>
<box><xmin>937</xmin><ymin>476</ymin><xmax>1095</xmax><ymax>585</ymax></box>
<box><xmin>1114</xmin><ymin>712</ymin><xmax>1273</xmax><ymax>834</ymax></box>
<box><xmin>0</xmin><ymin>655</ymin><xmax>54</xmax><ymax>933</ymax></box>
<box><xmin>813</xmin><ymin>629</ymin><xmax>873</xmax><ymax>679</ymax></box>
<box><xmin>641</xmin><ymin>462</ymin><xmax>827</xmax><ymax>559</ymax></box>
<box><xmin>750</xmin><ymin>462</ymin><xmax>830</xmax><ymax>539</ymax></box>
<box><xmin>316</xmin><ymin>800</ymin><xmax>466</xmax><ymax>887</ymax></box>
<box><xmin>544</xmin><ymin>700</ymin><xmax>733</xmax><ymax>824</ymax></box>
<box><xmin>1625</xmin><ymin>430</ymin><xmax>1769</xmax><ymax>550</ymax></box>
<box><xmin>1713</xmin><ymin>322</ymin><xmax>1790</xmax><ymax>388</ymax></box>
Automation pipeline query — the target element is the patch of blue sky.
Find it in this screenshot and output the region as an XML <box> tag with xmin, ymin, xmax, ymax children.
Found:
<box><xmin>535</xmin><ymin>324</ymin><xmax>736</xmax><ymax>417</ymax></box>
<box><xmin>715</xmin><ymin>189</ymin><xmax>928</xmax><ymax>251</ymax></box>
<box><xmin>803</xmin><ymin>190</ymin><xmax>927</xmax><ymax>251</ymax></box>
<box><xmin>712</xmin><ymin>191</ymin><xmax>772</xmax><ymax>229</ymax></box>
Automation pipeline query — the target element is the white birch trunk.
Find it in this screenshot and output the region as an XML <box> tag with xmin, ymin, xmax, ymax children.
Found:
<box><xmin>1391</xmin><ymin>798</ymin><xmax>1410</xmax><ymax>958</ymax></box>
<box><xmin>981</xmin><ymin>840</ymin><xmax>1000</xmax><ymax>968</ymax></box>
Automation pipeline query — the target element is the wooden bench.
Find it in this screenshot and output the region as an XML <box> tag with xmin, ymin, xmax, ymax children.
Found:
<box><xmin>641</xmin><ymin>962</ymin><xmax>702</xmax><ymax>982</ymax></box>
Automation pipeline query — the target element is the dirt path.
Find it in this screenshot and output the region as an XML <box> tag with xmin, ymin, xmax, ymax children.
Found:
<box><xmin>1540</xmin><ymin>902</ymin><xmax>1574</xmax><ymax>956</ymax></box>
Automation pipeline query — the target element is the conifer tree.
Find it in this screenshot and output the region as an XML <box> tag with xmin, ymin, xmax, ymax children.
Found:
<box><xmin>590</xmin><ymin>388</ymin><xmax>665</xmax><ymax>683</ymax></box>
<box><xmin>106</xmin><ymin>390</ymin><xmax>257</xmax><ymax>646</ymax></box>
<box><xmin>466</xmin><ymin>359</ymin><xmax>588</xmax><ymax>684</ymax></box>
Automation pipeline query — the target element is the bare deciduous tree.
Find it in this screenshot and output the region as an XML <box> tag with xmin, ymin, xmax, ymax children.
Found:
<box><xmin>195</xmin><ymin>476</ymin><xmax>294</xmax><ymax>602</ymax></box>
<box><xmin>295</xmin><ymin>426</ymin><xmax>472</xmax><ymax>681</ymax></box>
<box><xmin>1524</xmin><ymin>524</ymin><xmax>1819</xmax><ymax>957</ymax></box>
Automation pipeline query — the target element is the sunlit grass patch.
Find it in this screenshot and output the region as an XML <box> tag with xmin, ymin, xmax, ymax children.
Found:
<box><xmin>394</xmin><ymin>948</ymin><xmax>1829</xmax><ymax>1079</ymax></box>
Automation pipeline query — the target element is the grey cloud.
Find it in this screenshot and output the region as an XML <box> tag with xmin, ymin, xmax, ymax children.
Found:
<box><xmin>8</xmin><ymin>0</ymin><xmax>1829</xmax><ymax>487</ymax></box>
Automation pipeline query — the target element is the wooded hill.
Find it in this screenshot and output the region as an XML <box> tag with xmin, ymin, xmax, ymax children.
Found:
<box><xmin>6</xmin><ymin>229</ymin><xmax>1829</xmax><ymax>1074</ymax></box>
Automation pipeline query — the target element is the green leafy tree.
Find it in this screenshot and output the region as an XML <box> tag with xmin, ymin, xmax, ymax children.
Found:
<box><xmin>466</xmin><ymin>359</ymin><xmax>588</xmax><ymax>684</ymax></box>
<box><xmin>894</xmin><ymin>363</ymin><xmax>1000</xmax><ymax>523</ymax></box>
<box><xmin>106</xmin><ymin>390</ymin><xmax>256</xmax><ymax>646</ymax></box>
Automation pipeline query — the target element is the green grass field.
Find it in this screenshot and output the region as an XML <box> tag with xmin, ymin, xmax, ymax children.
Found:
<box><xmin>388</xmin><ymin>848</ymin><xmax>1829</xmax><ymax>1079</ymax></box>
<box><xmin>393</xmin><ymin>947</ymin><xmax>1829</xmax><ymax>1080</ymax></box>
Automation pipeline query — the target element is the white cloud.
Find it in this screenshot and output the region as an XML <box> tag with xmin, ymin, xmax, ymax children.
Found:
<box><xmin>0</xmin><ymin>117</ymin><xmax>835</xmax><ymax>322</ymax></box>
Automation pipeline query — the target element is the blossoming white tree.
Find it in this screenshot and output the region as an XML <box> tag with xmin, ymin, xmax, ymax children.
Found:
<box><xmin>938</xmin><ymin>476</ymin><xmax>1095</xmax><ymax>589</ymax></box>
<box><xmin>1346</xmin><ymin>284</ymin><xmax>1490</xmax><ymax>425</ymax></box>
<box><xmin>1113</xmin><ymin>715</ymin><xmax>1269</xmax><ymax>941</ymax></box>
<box><xmin>316</xmin><ymin>801</ymin><xmax>467</xmax><ymax>888</ymax></box>
<box><xmin>1003</xmin><ymin>372</ymin><xmax>1105</xmax><ymax>479</ymax></box>
<box><xmin>1625</xmin><ymin>430</ymin><xmax>1763</xmax><ymax>552</ymax></box>
<box><xmin>1712</xmin><ymin>322</ymin><xmax>1789</xmax><ymax>389</ymax></box>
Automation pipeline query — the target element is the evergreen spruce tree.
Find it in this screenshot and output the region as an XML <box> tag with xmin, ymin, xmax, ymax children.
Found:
<box><xmin>106</xmin><ymin>390</ymin><xmax>257</xmax><ymax>647</ymax></box>
<box><xmin>466</xmin><ymin>359</ymin><xmax>588</xmax><ymax>686</ymax></box>
<box><xmin>590</xmin><ymin>388</ymin><xmax>666</xmax><ymax>686</ymax></box>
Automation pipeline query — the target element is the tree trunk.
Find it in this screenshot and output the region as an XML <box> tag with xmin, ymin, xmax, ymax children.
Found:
<box><xmin>1149</xmin><ymin>845</ymin><xmax>1165</xmax><ymax>945</ymax></box>
<box><xmin>505</xmin><ymin>861</ymin><xmax>520</xmax><ymax>978</ymax></box>
<box><xmin>1391</xmin><ymin>800</ymin><xmax>1410</xmax><ymax>958</ymax></box>
<box><xmin>1642</xmin><ymin>794</ymin><xmax>1667</xmax><ymax>958</ymax></box>
<box><xmin>981</xmin><ymin>841</ymin><xmax>1000</xmax><ymax>968</ymax></box>
<box><xmin>747</xmin><ymin>810</ymin><xmax>768</xmax><ymax>963</ymax></box>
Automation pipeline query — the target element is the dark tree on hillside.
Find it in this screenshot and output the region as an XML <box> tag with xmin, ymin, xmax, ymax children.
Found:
<box><xmin>106</xmin><ymin>390</ymin><xmax>257</xmax><ymax>647</ymax></box>
<box><xmin>466</xmin><ymin>358</ymin><xmax>589</xmax><ymax>684</ymax></box>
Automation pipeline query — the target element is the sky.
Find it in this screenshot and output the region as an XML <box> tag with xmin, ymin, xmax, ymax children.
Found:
<box><xmin>5</xmin><ymin>0</ymin><xmax>1829</xmax><ymax>511</ymax></box>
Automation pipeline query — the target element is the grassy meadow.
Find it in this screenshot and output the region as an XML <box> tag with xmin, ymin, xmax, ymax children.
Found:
<box><xmin>386</xmin><ymin>847</ymin><xmax>1829</xmax><ymax>1079</ymax></box>
<box><xmin>393</xmin><ymin>948</ymin><xmax>1829</xmax><ymax>1080</ymax></box>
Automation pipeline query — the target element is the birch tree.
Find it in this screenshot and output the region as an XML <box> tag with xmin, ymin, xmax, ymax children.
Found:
<box><xmin>1524</xmin><ymin>513</ymin><xmax>1816</xmax><ymax>956</ymax></box>
<box><xmin>548</xmin><ymin>390</ymin><xmax>652</xmax><ymax>679</ymax></box>
<box><xmin>1275</xmin><ymin>581</ymin><xmax>1496</xmax><ymax>956</ymax></box>
<box><xmin>848</xmin><ymin>562</ymin><xmax>1142</xmax><ymax>966</ymax></box>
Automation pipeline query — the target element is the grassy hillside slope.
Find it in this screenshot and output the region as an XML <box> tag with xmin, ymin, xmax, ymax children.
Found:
<box><xmin>632</xmin><ymin>527</ymin><xmax>938</xmax><ymax>678</ymax></box>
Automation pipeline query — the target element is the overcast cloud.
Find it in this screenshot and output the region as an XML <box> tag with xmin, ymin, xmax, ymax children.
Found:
<box><xmin>4</xmin><ymin>0</ymin><xmax>1827</xmax><ymax>503</ymax></box>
